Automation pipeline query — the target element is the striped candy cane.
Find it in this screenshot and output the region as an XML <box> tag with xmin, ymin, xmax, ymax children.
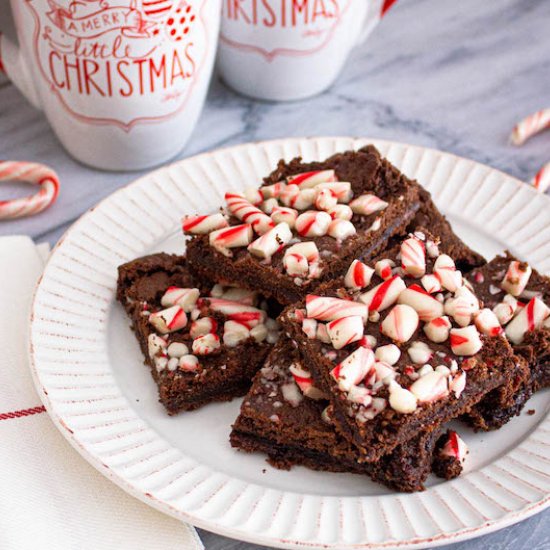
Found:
<box><xmin>510</xmin><ymin>109</ymin><xmax>550</xmax><ymax>146</ymax></box>
<box><xmin>531</xmin><ymin>162</ymin><xmax>550</xmax><ymax>193</ymax></box>
<box><xmin>0</xmin><ymin>161</ymin><xmax>60</xmax><ymax>220</ymax></box>
<box><xmin>510</xmin><ymin>109</ymin><xmax>550</xmax><ymax>194</ymax></box>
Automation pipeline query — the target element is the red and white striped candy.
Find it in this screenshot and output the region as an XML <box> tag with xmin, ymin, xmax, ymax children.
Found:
<box><xmin>260</xmin><ymin>181</ymin><xmax>285</xmax><ymax>199</ymax></box>
<box><xmin>505</xmin><ymin>297</ymin><xmax>550</xmax><ymax>344</ymax></box>
<box><xmin>223</xmin><ymin>320</ymin><xmax>251</xmax><ymax>347</ymax></box>
<box><xmin>190</xmin><ymin>317</ymin><xmax>217</xmax><ymax>339</ymax></box>
<box><xmin>400</xmin><ymin>237</ymin><xmax>426</xmax><ymax>278</ymax></box>
<box><xmin>421</xmin><ymin>274</ymin><xmax>442</xmax><ymax>294</ymax></box>
<box><xmin>359</xmin><ymin>275</ymin><xmax>406</xmax><ymax>312</ymax></box>
<box><xmin>347</xmin><ymin>385</ymin><xmax>373</xmax><ymax>407</ymax></box>
<box><xmin>510</xmin><ymin>108</ymin><xmax>550</xmax><ymax>146</ymax></box>
<box><xmin>441</xmin><ymin>430</ymin><xmax>468</xmax><ymax>461</ymax></box>
<box><xmin>248</xmin><ymin>222</ymin><xmax>292</xmax><ymax>259</ymax></box>
<box><xmin>295</xmin><ymin>210</ymin><xmax>332</xmax><ymax>237</ymax></box>
<box><xmin>326</xmin><ymin>315</ymin><xmax>364</xmax><ymax>349</ymax></box>
<box><xmin>284</xmin><ymin>252</ymin><xmax>309</xmax><ymax>277</ymax></box>
<box><xmin>330</xmin><ymin>346</ymin><xmax>375</xmax><ymax>391</ymax></box>
<box><xmin>243</xmin><ymin>187</ymin><xmax>263</xmax><ymax>206</ymax></box>
<box><xmin>501</xmin><ymin>261</ymin><xmax>532</xmax><ymax>296</ymax></box>
<box><xmin>449</xmin><ymin>371</ymin><xmax>467</xmax><ymax>398</ymax></box>
<box><xmin>327</xmin><ymin>219</ymin><xmax>356</xmax><ymax>241</ymax></box>
<box><xmin>192</xmin><ymin>333</ymin><xmax>221</xmax><ymax>355</ymax></box>
<box><xmin>219</xmin><ymin>287</ymin><xmax>257</xmax><ymax>305</ymax></box>
<box><xmin>179</xmin><ymin>354</ymin><xmax>200</xmax><ymax>372</ymax></box>
<box><xmin>209</xmin><ymin>224</ymin><xmax>253</xmax><ymax>255</ymax></box>
<box><xmin>271</xmin><ymin>206</ymin><xmax>298</xmax><ymax>228</ymax></box>
<box><xmin>261</xmin><ymin>198</ymin><xmax>279</xmax><ymax>214</ymax></box>
<box><xmin>286</xmin><ymin>241</ymin><xmax>320</xmax><ymax>262</ymax></box>
<box><xmin>410</xmin><ymin>371</ymin><xmax>448</xmax><ymax>403</ymax></box>
<box><xmin>200</xmin><ymin>298</ymin><xmax>265</xmax><ymax>324</ymax></box>
<box><xmin>424</xmin><ymin>316</ymin><xmax>452</xmax><ymax>344</ymax></box>
<box><xmin>423</xmin><ymin>316</ymin><xmax>452</xmax><ymax>343</ymax></box>
<box><xmin>407</xmin><ymin>341</ymin><xmax>433</xmax><ymax>364</ymax></box>
<box><xmin>389</xmin><ymin>383</ymin><xmax>417</xmax><ymax>413</ymax></box>
<box><xmin>147</xmin><ymin>333</ymin><xmax>167</xmax><ymax>358</ymax></box>
<box><xmin>292</xmin><ymin>189</ymin><xmax>317</xmax><ymax>210</ymax></box>
<box><xmin>381</xmin><ymin>304</ymin><xmax>419</xmax><ymax>343</ymax></box>
<box><xmin>279</xmin><ymin>184</ymin><xmax>299</xmax><ymax>207</ymax></box>
<box><xmin>182</xmin><ymin>213</ymin><xmax>228</xmax><ymax>235</ymax></box>
<box><xmin>316</xmin><ymin>181</ymin><xmax>353</xmax><ymax>203</ymax></box>
<box><xmin>345</xmin><ymin>259</ymin><xmax>374</xmax><ymax>289</ymax></box>
<box><xmin>328</xmin><ymin>204</ymin><xmax>353</xmax><ymax>220</ymax></box>
<box><xmin>450</xmin><ymin>325</ymin><xmax>482</xmax><ymax>356</ymax></box>
<box><xmin>306</xmin><ymin>295</ymin><xmax>368</xmax><ymax>321</ymax></box>
<box><xmin>309</xmin><ymin>262</ymin><xmax>322</xmax><ymax>279</ymax></box>
<box><xmin>0</xmin><ymin>161</ymin><xmax>60</xmax><ymax>219</ymax></box>
<box><xmin>315</xmin><ymin>188</ymin><xmax>338</xmax><ymax>211</ymax></box>
<box><xmin>302</xmin><ymin>318</ymin><xmax>318</xmax><ymax>339</ymax></box>
<box><xmin>531</xmin><ymin>162</ymin><xmax>550</xmax><ymax>193</ymax></box>
<box><xmin>398</xmin><ymin>284</ymin><xmax>444</xmax><ymax>321</ymax></box>
<box><xmin>316</xmin><ymin>322</ymin><xmax>331</xmax><ymax>343</ymax></box>
<box><xmin>374</xmin><ymin>361</ymin><xmax>397</xmax><ymax>383</ymax></box>
<box><xmin>349</xmin><ymin>194</ymin><xmax>388</xmax><ymax>216</ymax></box>
<box><xmin>287</xmin><ymin>169</ymin><xmax>336</xmax><ymax>188</ymax></box>
<box><xmin>493</xmin><ymin>301</ymin><xmax>515</xmax><ymax>325</ymax></box>
<box><xmin>434</xmin><ymin>254</ymin><xmax>462</xmax><ymax>292</ymax></box>
<box><xmin>225</xmin><ymin>192</ymin><xmax>274</xmax><ymax>235</ymax></box>
<box><xmin>375</xmin><ymin>344</ymin><xmax>401</xmax><ymax>365</ymax></box>
<box><xmin>289</xmin><ymin>364</ymin><xmax>325</xmax><ymax>400</ymax></box>
<box><xmin>375</xmin><ymin>259</ymin><xmax>395</xmax><ymax>281</ymax></box>
<box><xmin>474</xmin><ymin>308</ymin><xmax>503</xmax><ymax>337</ymax></box>
<box><xmin>444</xmin><ymin>296</ymin><xmax>473</xmax><ymax>327</ymax></box>
<box><xmin>149</xmin><ymin>305</ymin><xmax>187</xmax><ymax>334</ymax></box>
<box><xmin>161</xmin><ymin>287</ymin><xmax>200</xmax><ymax>311</ymax></box>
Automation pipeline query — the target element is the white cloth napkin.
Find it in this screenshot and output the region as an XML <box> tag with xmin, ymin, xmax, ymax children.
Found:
<box><xmin>0</xmin><ymin>236</ymin><xmax>203</xmax><ymax>550</ymax></box>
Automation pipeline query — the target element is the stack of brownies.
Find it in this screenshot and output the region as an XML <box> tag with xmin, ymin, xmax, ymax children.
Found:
<box><xmin>117</xmin><ymin>145</ymin><xmax>550</xmax><ymax>492</ymax></box>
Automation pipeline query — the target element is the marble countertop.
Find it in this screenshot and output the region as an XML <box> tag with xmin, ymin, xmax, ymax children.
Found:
<box><xmin>0</xmin><ymin>0</ymin><xmax>548</xmax><ymax>548</ymax></box>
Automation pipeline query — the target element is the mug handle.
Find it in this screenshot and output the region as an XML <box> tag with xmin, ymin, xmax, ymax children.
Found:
<box><xmin>0</xmin><ymin>30</ymin><xmax>42</xmax><ymax>109</ymax></box>
<box><xmin>356</xmin><ymin>0</ymin><xmax>398</xmax><ymax>45</ymax></box>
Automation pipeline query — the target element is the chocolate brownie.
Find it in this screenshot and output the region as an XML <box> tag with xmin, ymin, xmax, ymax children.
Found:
<box><xmin>462</xmin><ymin>253</ymin><xmax>550</xmax><ymax>430</ymax></box>
<box><xmin>231</xmin><ymin>340</ymin><xmax>439</xmax><ymax>492</ymax></box>
<box><xmin>117</xmin><ymin>253</ymin><xmax>279</xmax><ymax>414</ymax></box>
<box><xmin>185</xmin><ymin>146</ymin><xmax>421</xmax><ymax>305</ymax></box>
<box><xmin>279</xmin><ymin>231</ymin><xmax>519</xmax><ymax>462</ymax></box>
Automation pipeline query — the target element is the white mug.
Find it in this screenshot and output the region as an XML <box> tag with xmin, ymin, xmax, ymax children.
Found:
<box><xmin>218</xmin><ymin>0</ymin><xmax>397</xmax><ymax>101</ymax></box>
<box><xmin>0</xmin><ymin>0</ymin><xmax>221</xmax><ymax>170</ymax></box>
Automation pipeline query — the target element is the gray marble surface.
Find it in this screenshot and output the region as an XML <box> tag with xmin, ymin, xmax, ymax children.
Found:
<box><xmin>0</xmin><ymin>0</ymin><xmax>549</xmax><ymax>548</ymax></box>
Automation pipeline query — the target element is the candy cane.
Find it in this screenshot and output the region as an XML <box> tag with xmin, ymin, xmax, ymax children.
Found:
<box><xmin>531</xmin><ymin>162</ymin><xmax>550</xmax><ymax>193</ymax></box>
<box><xmin>510</xmin><ymin>109</ymin><xmax>550</xmax><ymax>146</ymax></box>
<box><xmin>0</xmin><ymin>161</ymin><xmax>59</xmax><ymax>219</ymax></box>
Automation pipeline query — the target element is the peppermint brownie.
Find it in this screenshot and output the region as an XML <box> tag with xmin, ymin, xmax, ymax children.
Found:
<box><xmin>279</xmin><ymin>231</ymin><xmax>519</xmax><ymax>462</ymax></box>
<box><xmin>462</xmin><ymin>253</ymin><xmax>550</xmax><ymax>430</ymax></box>
<box><xmin>117</xmin><ymin>253</ymin><xmax>279</xmax><ymax>414</ymax></box>
<box><xmin>231</xmin><ymin>340</ymin><xmax>439</xmax><ymax>492</ymax></box>
<box><xmin>185</xmin><ymin>146</ymin><xmax>422</xmax><ymax>305</ymax></box>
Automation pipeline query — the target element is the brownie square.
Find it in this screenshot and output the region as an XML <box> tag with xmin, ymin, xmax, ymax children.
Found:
<box><xmin>280</xmin><ymin>231</ymin><xmax>519</xmax><ymax>462</ymax></box>
<box><xmin>462</xmin><ymin>253</ymin><xmax>550</xmax><ymax>430</ymax></box>
<box><xmin>117</xmin><ymin>253</ymin><xmax>278</xmax><ymax>414</ymax></box>
<box><xmin>231</xmin><ymin>340</ymin><xmax>439</xmax><ymax>492</ymax></box>
<box><xmin>186</xmin><ymin>146</ymin><xmax>422</xmax><ymax>305</ymax></box>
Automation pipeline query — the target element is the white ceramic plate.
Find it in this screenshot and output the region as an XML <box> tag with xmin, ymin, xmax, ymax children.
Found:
<box><xmin>30</xmin><ymin>137</ymin><xmax>550</xmax><ymax>549</ymax></box>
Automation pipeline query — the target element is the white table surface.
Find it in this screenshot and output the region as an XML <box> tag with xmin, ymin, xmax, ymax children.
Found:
<box><xmin>1</xmin><ymin>0</ymin><xmax>548</xmax><ymax>548</ymax></box>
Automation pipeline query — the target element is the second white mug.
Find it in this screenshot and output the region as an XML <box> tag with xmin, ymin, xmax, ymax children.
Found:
<box><xmin>217</xmin><ymin>0</ymin><xmax>397</xmax><ymax>101</ymax></box>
